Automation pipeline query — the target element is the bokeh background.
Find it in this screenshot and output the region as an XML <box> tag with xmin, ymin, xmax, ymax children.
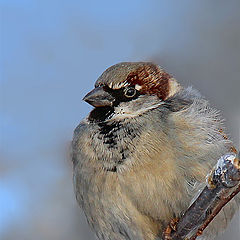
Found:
<box><xmin>1</xmin><ymin>0</ymin><xmax>239</xmax><ymax>239</ymax></box>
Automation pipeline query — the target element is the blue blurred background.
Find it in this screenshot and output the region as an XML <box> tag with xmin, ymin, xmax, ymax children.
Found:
<box><xmin>1</xmin><ymin>0</ymin><xmax>239</xmax><ymax>239</ymax></box>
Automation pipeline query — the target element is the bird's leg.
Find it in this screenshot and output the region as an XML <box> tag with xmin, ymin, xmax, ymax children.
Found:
<box><xmin>162</xmin><ymin>218</ymin><xmax>180</xmax><ymax>240</ymax></box>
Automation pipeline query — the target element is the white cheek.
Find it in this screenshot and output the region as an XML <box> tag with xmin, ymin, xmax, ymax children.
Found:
<box><xmin>112</xmin><ymin>106</ymin><xmax>130</xmax><ymax>120</ymax></box>
<box><xmin>117</xmin><ymin>107</ymin><xmax>126</xmax><ymax>115</ymax></box>
<box><xmin>109</xmin><ymin>102</ymin><xmax>163</xmax><ymax>121</ymax></box>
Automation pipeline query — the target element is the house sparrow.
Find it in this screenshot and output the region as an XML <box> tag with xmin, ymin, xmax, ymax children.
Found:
<box><xmin>72</xmin><ymin>62</ymin><xmax>239</xmax><ymax>240</ymax></box>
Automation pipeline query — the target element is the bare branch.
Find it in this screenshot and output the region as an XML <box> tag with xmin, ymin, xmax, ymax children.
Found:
<box><xmin>163</xmin><ymin>152</ymin><xmax>240</xmax><ymax>240</ymax></box>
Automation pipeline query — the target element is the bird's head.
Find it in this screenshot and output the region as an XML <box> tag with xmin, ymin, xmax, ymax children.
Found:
<box><xmin>83</xmin><ymin>62</ymin><xmax>181</xmax><ymax>122</ymax></box>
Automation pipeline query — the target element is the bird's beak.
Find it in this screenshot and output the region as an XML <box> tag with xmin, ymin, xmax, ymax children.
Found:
<box><xmin>83</xmin><ymin>86</ymin><xmax>115</xmax><ymax>107</ymax></box>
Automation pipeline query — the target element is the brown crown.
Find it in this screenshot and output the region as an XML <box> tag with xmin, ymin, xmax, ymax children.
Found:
<box><xmin>126</xmin><ymin>64</ymin><xmax>172</xmax><ymax>101</ymax></box>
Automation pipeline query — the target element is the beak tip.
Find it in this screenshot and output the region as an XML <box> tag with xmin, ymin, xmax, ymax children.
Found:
<box><xmin>82</xmin><ymin>91</ymin><xmax>92</xmax><ymax>103</ymax></box>
<box><xmin>82</xmin><ymin>97</ymin><xmax>92</xmax><ymax>106</ymax></box>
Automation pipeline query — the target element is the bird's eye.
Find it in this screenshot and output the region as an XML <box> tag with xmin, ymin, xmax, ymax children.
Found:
<box><xmin>123</xmin><ymin>87</ymin><xmax>136</xmax><ymax>98</ymax></box>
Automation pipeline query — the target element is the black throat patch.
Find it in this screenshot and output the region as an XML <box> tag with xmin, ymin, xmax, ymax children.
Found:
<box><xmin>88</xmin><ymin>106</ymin><xmax>114</xmax><ymax>122</ymax></box>
<box><xmin>97</xmin><ymin>120</ymin><xmax>137</xmax><ymax>172</ymax></box>
<box><xmin>88</xmin><ymin>105</ymin><xmax>139</xmax><ymax>172</ymax></box>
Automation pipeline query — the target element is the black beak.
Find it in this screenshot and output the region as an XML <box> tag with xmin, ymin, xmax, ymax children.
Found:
<box><xmin>83</xmin><ymin>86</ymin><xmax>115</xmax><ymax>107</ymax></box>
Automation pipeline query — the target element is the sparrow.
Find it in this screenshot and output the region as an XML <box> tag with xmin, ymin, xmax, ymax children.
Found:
<box><xmin>72</xmin><ymin>62</ymin><xmax>239</xmax><ymax>240</ymax></box>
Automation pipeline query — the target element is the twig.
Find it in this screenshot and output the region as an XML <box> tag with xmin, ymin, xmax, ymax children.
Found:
<box><xmin>190</xmin><ymin>184</ymin><xmax>240</xmax><ymax>240</ymax></box>
<box><xmin>163</xmin><ymin>152</ymin><xmax>240</xmax><ymax>240</ymax></box>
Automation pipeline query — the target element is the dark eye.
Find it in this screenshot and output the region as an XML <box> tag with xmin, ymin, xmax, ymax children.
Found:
<box><xmin>123</xmin><ymin>87</ymin><xmax>136</xmax><ymax>98</ymax></box>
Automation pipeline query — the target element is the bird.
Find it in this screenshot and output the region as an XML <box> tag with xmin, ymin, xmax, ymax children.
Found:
<box><xmin>72</xmin><ymin>62</ymin><xmax>239</xmax><ymax>240</ymax></box>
